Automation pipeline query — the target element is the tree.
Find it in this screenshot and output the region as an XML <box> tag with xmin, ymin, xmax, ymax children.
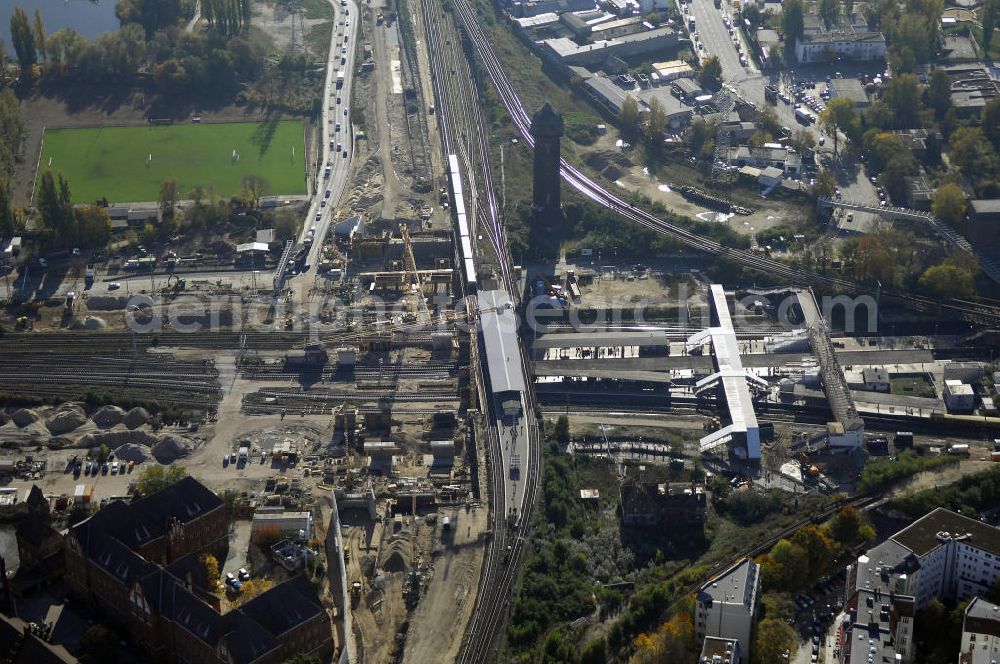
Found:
<box><xmin>552</xmin><ymin>415</ymin><xmax>570</xmax><ymax>446</ymax></box>
<box><xmin>9</xmin><ymin>7</ymin><xmax>36</xmax><ymax>73</ymax></box>
<box><xmin>931</xmin><ymin>183</ymin><xmax>967</xmax><ymax>227</ymax></box>
<box><xmin>632</xmin><ymin>612</ymin><xmax>698</xmax><ymax>663</ymax></box>
<box><xmin>36</xmin><ymin>171</ymin><xmax>75</xmax><ymax>242</ymax></box>
<box><xmin>835</xmin><ymin>506</ymin><xmax>876</xmax><ymax>547</ymax></box>
<box><xmin>619</xmin><ymin>96</ymin><xmax>641</xmax><ymax>140</ymax></box>
<box><xmin>749</xmin><ymin>130</ymin><xmax>772</xmax><ymax>147</ymax></box>
<box><xmin>919</xmin><ymin>262</ymin><xmax>974</xmax><ymax>298</ymax></box>
<box><xmin>884</xmin><ymin>74</ymin><xmax>921</xmax><ymax>128</ymax></box>
<box><xmin>926</xmin><ymin>68</ymin><xmax>951</xmax><ymax>118</ymax></box>
<box><xmin>240</xmin><ymin>174</ymin><xmax>267</xmax><ymax>209</ymax></box>
<box><xmin>753</xmin><ymin>618</ymin><xmax>796</xmax><ymax>664</ymax></box>
<box><xmin>0</xmin><ymin>179</ymin><xmax>15</xmax><ymax>237</ymax></box>
<box><xmin>813</xmin><ymin>169</ymin><xmax>837</xmax><ymax>198</ymax></box>
<box><xmin>820</xmin><ymin>97</ymin><xmax>859</xmax><ymax>155</ymax></box>
<box><xmin>984</xmin><ymin>97</ymin><xmax>1000</xmax><ymax>151</ymax></box>
<box><xmin>767</xmin><ymin>43</ymin><xmax>783</xmax><ymax>69</ymax></box>
<box><xmin>580</xmin><ymin>638</ymin><xmax>608</xmax><ymax>664</ymax></box>
<box><xmin>950</xmin><ymin>127</ymin><xmax>999</xmax><ymax>178</ymax></box>
<box><xmin>791</xmin><ymin>524</ymin><xmax>840</xmax><ymax>579</ymax></box>
<box><xmin>761</xmin><ymin>539</ymin><xmax>809</xmax><ymax>591</ymax></box>
<box><xmin>790</xmin><ymin>129</ymin><xmax>816</xmax><ymax>154</ymax></box>
<box><xmin>781</xmin><ymin>0</ymin><xmax>805</xmax><ymax>40</ymax></box>
<box><xmin>32</xmin><ymin>9</ymin><xmax>46</xmax><ymax>64</ymax></box>
<box><xmin>201</xmin><ymin>553</ymin><xmax>223</xmax><ymax>592</ymax></box>
<box><xmin>985</xmin><ymin>0</ymin><xmax>997</xmax><ymax>55</ymax></box>
<box><xmin>75</xmin><ymin>205</ymin><xmax>111</xmax><ymax>248</ymax></box>
<box><xmin>698</xmin><ymin>55</ymin><xmax>722</xmax><ymax>89</ymax></box>
<box><xmin>643</xmin><ymin>96</ymin><xmax>667</xmax><ymax>146</ymax></box>
<box><xmin>159</xmin><ymin>178</ymin><xmax>178</xmax><ymax>218</ymax></box>
<box><xmin>854</xmin><ymin>235</ymin><xmax>894</xmax><ymax>283</ymax></box>
<box><xmin>230</xmin><ymin>578</ymin><xmax>275</xmax><ymax>607</ymax></box>
<box><xmin>134</xmin><ymin>464</ymin><xmax>188</xmax><ymax>497</ymax></box>
<box><xmin>818</xmin><ymin>0</ymin><xmax>840</xmax><ymax>24</ymax></box>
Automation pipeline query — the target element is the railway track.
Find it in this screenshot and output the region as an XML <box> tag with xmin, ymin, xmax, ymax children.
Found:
<box><xmin>446</xmin><ymin>0</ymin><xmax>1000</xmax><ymax>327</ymax></box>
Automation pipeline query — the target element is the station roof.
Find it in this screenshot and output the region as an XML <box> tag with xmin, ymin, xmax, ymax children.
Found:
<box><xmin>479</xmin><ymin>290</ymin><xmax>526</xmax><ymax>395</ymax></box>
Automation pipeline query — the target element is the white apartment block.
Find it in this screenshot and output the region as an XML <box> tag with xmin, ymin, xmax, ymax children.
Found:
<box><xmin>696</xmin><ymin>558</ymin><xmax>759</xmax><ymax>663</ymax></box>
<box><xmin>794</xmin><ymin>31</ymin><xmax>886</xmax><ymax>64</ymax></box>
<box><xmin>960</xmin><ymin>597</ymin><xmax>1000</xmax><ymax>664</ymax></box>
<box><xmin>840</xmin><ymin>508</ymin><xmax>1000</xmax><ymax>663</ymax></box>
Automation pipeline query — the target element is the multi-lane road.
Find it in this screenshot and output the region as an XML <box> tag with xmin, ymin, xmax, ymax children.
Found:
<box><xmin>298</xmin><ymin>0</ymin><xmax>361</xmax><ymax>273</ymax></box>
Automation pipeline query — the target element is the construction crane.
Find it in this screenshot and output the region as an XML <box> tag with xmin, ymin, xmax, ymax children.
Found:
<box><xmin>399</xmin><ymin>223</ymin><xmax>429</xmax><ymax>318</ymax></box>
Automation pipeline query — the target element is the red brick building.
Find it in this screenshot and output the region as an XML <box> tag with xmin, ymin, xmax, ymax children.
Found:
<box><xmin>63</xmin><ymin>477</ymin><xmax>333</xmax><ymax>664</ymax></box>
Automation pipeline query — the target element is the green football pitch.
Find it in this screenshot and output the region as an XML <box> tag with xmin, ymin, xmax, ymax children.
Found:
<box><xmin>38</xmin><ymin>120</ymin><xmax>307</xmax><ymax>203</ymax></box>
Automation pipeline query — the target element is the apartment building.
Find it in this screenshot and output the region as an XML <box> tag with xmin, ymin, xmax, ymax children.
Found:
<box><xmin>840</xmin><ymin>508</ymin><xmax>1000</xmax><ymax>662</ymax></box>
<box><xmin>960</xmin><ymin>597</ymin><xmax>1000</xmax><ymax>664</ymax></box>
<box><xmin>695</xmin><ymin>558</ymin><xmax>759</xmax><ymax>662</ymax></box>
<box><xmin>63</xmin><ymin>477</ymin><xmax>334</xmax><ymax>664</ymax></box>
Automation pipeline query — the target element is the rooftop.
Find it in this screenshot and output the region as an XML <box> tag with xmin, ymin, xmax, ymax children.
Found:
<box><xmin>971</xmin><ymin>199</ymin><xmax>1000</xmax><ymax>216</ymax></box>
<box><xmin>478</xmin><ymin>290</ymin><xmax>526</xmax><ymax>395</ymax></box>
<box><xmin>698</xmin><ymin>557</ymin><xmax>758</xmax><ymax>608</ymax></box>
<box><xmin>893</xmin><ymin>507</ymin><xmax>1000</xmax><ymax>557</ymax></box>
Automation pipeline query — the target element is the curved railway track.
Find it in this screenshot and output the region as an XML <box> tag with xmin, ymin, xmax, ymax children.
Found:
<box><xmin>446</xmin><ymin>0</ymin><xmax>1000</xmax><ymax>327</ymax></box>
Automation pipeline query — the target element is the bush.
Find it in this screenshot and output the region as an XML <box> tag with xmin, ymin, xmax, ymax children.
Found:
<box><xmin>858</xmin><ymin>450</ymin><xmax>959</xmax><ymax>493</ymax></box>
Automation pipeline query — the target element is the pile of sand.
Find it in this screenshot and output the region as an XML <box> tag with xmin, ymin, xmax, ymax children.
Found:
<box><xmin>45</xmin><ymin>403</ymin><xmax>87</xmax><ymax>435</ymax></box>
<box><xmin>91</xmin><ymin>405</ymin><xmax>126</xmax><ymax>428</ymax></box>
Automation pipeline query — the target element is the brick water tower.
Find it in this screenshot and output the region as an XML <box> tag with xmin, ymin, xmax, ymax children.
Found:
<box><xmin>531</xmin><ymin>102</ymin><xmax>564</xmax><ymax>225</ymax></box>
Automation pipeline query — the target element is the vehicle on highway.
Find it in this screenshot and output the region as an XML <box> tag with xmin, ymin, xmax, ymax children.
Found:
<box><xmin>336</xmin><ymin>142</ymin><xmax>342</xmax><ymax>152</ymax></box>
<box><xmin>325</xmin><ymin>189</ymin><xmax>331</xmax><ymax>198</ymax></box>
<box><xmin>315</xmin><ymin>212</ymin><xmax>321</xmax><ymax>221</ymax></box>
<box><xmin>335</xmin><ymin>122</ymin><xmax>342</xmax><ymax>132</ymax></box>
<box><xmin>343</xmin><ymin>149</ymin><xmax>348</xmax><ymax>157</ymax></box>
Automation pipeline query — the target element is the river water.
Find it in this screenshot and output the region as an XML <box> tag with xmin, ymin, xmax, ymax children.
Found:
<box><xmin>1</xmin><ymin>0</ymin><xmax>118</xmax><ymax>48</ymax></box>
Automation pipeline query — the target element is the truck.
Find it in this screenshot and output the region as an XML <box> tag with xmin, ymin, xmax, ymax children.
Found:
<box><xmin>765</xmin><ymin>85</ymin><xmax>778</xmax><ymax>104</ymax></box>
<box><xmin>336</xmin><ymin>71</ymin><xmax>345</xmax><ymax>88</ymax></box>
<box><xmin>85</xmin><ymin>265</ymin><xmax>95</xmax><ymax>287</ymax></box>
<box><xmin>795</xmin><ymin>107</ymin><xmax>813</xmax><ymax>125</ymax></box>
<box><xmin>948</xmin><ymin>444</ymin><xmax>970</xmax><ymax>455</ymax></box>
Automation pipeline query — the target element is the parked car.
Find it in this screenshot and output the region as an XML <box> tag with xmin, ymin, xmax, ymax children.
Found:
<box><xmin>238</xmin><ymin>568</ymin><xmax>250</xmax><ymax>581</ymax></box>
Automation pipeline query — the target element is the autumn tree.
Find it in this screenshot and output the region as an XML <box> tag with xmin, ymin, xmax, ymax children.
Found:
<box><xmin>760</xmin><ymin>539</ymin><xmax>809</xmax><ymax>591</ymax></box>
<box><xmin>931</xmin><ymin>183</ymin><xmax>967</xmax><ymax>227</ymax></box>
<box><xmin>791</xmin><ymin>524</ymin><xmax>840</xmax><ymax>579</ymax></box>
<box><xmin>134</xmin><ymin>464</ymin><xmax>188</xmax><ymax>497</ymax></box>
<box><xmin>632</xmin><ymin>611</ymin><xmax>698</xmax><ymax>663</ymax></box>
<box><xmin>820</xmin><ymin>97</ymin><xmax>859</xmax><ymax>155</ymax></box>
<box><xmin>201</xmin><ymin>553</ymin><xmax>223</xmax><ymax>592</ymax></box>
<box><xmin>74</xmin><ymin>205</ymin><xmax>112</xmax><ymax>248</ymax></box>
<box><xmin>753</xmin><ymin>618</ymin><xmax>796</xmax><ymax>664</ymax></box>
<box><xmin>950</xmin><ymin>127</ymin><xmax>999</xmax><ymax>179</ymax></box>
<box><xmin>829</xmin><ymin>505</ymin><xmax>876</xmax><ymax>547</ymax></box>
<box><xmin>919</xmin><ymin>262</ymin><xmax>975</xmax><ymax>298</ymax></box>
<box><xmin>854</xmin><ymin>235</ymin><xmax>893</xmax><ymax>283</ymax></box>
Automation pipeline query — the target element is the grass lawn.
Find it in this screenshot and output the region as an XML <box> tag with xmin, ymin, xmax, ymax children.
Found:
<box><xmin>39</xmin><ymin>120</ymin><xmax>306</xmax><ymax>203</ymax></box>
<box><xmin>891</xmin><ymin>375</ymin><xmax>936</xmax><ymax>399</ymax></box>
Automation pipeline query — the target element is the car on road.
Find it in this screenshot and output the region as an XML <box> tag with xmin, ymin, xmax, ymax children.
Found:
<box><xmin>320</xmin><ymin>200</ymin><xmax>326</xmax><ymax>207</ymax></box>
<box><xmin>335</xmin><ymin>122</ymin><xmax>341</xmax><ymax>132</ymax></box>
<box><xmin>325</xmin><ymin>189</ymin><xmax>331</xmax><ymax>198</ymax></box>
<box><xmin>315</xmin><ymin>212</ymin><xmax>321</xmax><ymax>221</ymax></box>
<box><xmin>108</xmin><ymin>282</ymin><xmax>121</xmax><ymax>290</ymax></box>
<box><xmin>818</xmin><ymin>136</ymin><xmax>825</xmax><ymax>145</ymax></box>
<box><xmin>343</xmin><ymin>150</ymin><xmax>348</xmax><ymax>158</ymax></box>
<box><xmin>342</xmin><ymin>47</ymin><xmax>347</xmax><ymax>55</ymax></box>
<box><xmin>337</xmin><ymin>96</ymin><xmax>341</xmax><ymax>104</ymax></box>
<box><xmin>302</xmin><ymin>262</ymin><xmax>311</xmax><ymax>272</ymax></box>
